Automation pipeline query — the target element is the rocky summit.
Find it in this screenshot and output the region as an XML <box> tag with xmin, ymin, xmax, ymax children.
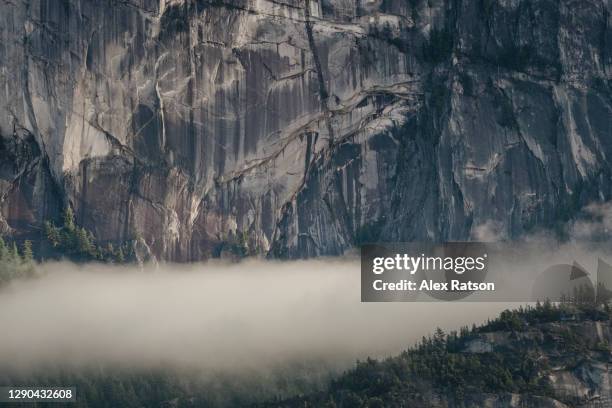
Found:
<box><xmin>1</xmin><ymin>0</ymin><xmax>610</xmax><ymax>261</ymax></box>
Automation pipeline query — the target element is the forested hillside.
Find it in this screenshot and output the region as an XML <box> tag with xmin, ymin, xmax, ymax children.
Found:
<box><xmin>264</xmin><ymin>302</ymin><xmax>612</xmax><ymax>408</ymax></box>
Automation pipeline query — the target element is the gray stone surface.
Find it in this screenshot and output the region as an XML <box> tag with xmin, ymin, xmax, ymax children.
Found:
<box><xmin>0</xmin><ymin>0</ymin><xmax>610</xmax><ymax>260</ymax></box>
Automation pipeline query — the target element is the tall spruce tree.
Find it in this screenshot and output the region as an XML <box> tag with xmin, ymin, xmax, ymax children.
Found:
<box><xmin>10</xmin><ymin>242</ymin><xmax>19</xmax><ymax>263</ymax></box>
<box><xmin>63</xmin><ymin>207</ymin><xmax>75</xmax><ymax>232</ymax></box>
<box><xmin>0</xmin><ymin>236</ymin><xmax>6</xmax><ymax>260</ymax></box>
<box><xmin>44</xmin><ymin>221</ymin><xmax>61</xmax><ymax>247</ymax></box>
<box><xmin>116</xmin><ymin>247</ymin><xmax>125</xmax><ymax>263</ymax></box>
<box><xmin>22</xmin><ymin>240</ymin><xmax>33</xmax><ymax>262</ymax></box>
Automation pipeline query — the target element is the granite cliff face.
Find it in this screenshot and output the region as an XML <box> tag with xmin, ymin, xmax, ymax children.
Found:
<box><xmin>0</xmin><ymin>0</ymin><xmax>610</xmax><ymax>261</ymax></box>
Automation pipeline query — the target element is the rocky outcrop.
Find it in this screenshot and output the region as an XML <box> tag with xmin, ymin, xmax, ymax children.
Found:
<box><xmin>263</xmin><ymin>307</ymin><xmax>612</xmax><ymax>408</ymax></box>
<box><xmin>0</xmin><ymin>0</ymin><xmax>610</xmax><ymax>260</ymax></box>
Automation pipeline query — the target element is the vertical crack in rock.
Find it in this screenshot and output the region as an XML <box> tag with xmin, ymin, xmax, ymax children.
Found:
<box><xmin>20</xmin><ymin>4</ymin><xmax>44</xmax><ymax>167</ymax></box>
<box><xmin>18</xmin><ymin>1</ymin><xmax>65</xmax><ymax>209</ymax></box>
<box><xmin>154</xmin><ymin>55</ymin><xmax>168</xmax><ymax>156</ymax></box>
<box><xmin>303</xmin><ymin>0</ymin><xmax>335</xmax><ymax>148</ymax></box>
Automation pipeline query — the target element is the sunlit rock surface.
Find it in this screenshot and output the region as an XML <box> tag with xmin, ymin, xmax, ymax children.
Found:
<box><xmin>0</xmin><ymin>0</ymin><xmax>610</xmax><ymax>260</ymax></box>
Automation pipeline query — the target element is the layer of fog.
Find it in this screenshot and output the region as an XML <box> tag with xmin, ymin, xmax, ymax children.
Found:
<box><xmin>0</xmin><ymin>258</ymin><xmax>514</xmax><ymax>374</ymax></box>
<box><xmin>1</xmin><ymin>198</ymin><xmax>611</xmax><ymax>377</ymax></box>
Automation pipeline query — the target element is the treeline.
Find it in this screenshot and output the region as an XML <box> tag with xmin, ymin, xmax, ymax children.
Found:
<box><xmin>480</xmin><ymin>298</ymin><xmax>609</xmax><ymax>333</ymax></box>
<box><xmin>44</xmin><ymin>207</ymin><xmax>133</xmax><ymax>263</ymax></box>
<box><xmin>0</xmin><ymin>207</ymin><xmax>134</xmax><ymax>287</ymax></box>
<box><xmin>0</xmin><ymin>362</ymin><xmax>333</xmax><ymax>408</ymax></box>
<box><xmin>0</xmin><ymin>237</ymin><xmax>35</xmax><ymax>286</ymax></box>
<box><xmin>1</xmin><ymin>370</ymin><xmax>195</xmax><ymax>408</ymax></box>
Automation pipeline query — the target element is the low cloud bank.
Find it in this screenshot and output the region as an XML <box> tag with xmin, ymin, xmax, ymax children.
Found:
<box><xmin>0</xmin><ymin>258</ymin><xmax>512</xmax><ymax>374</ymax></box>
<box><xmin>1</xmin><ymin>232</ymin><xmax>610</xmax><ymax>376</ymax></box>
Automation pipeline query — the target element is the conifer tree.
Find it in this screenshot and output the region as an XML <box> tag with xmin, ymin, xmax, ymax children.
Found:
<box><xmin>10</xmin><ymin>242</ymin><xmax>19</xmax><ymax>263</ymax></box>
<box><xmin>22</xmin><ymin>240</ymin><xmax>33</xmax><ymax>262</ymax></box>
<box><xmin>44</xmin><ymin>221</ymin><xmax>61</xmax><ymax>247</ymax></box>
<box><xmin>0</xmin><ymin>236</ymin><xmax>6</xmax><ymax>260</ymax></box>
<box><xmin>105</xmin><ymin>243</ymin><xmax>115</xmax><ymax>262</ymax></box>
<box><xmin>116</xmin><ymin>247</ymin><xmax>125</xmax><ymax>263</ymax></box>
<box><xmin>76</xmin><ymin>227</ymin><xmax>93</xmax><ymax>255</ymax></box>
<box><xmin>21</xmin><ymin>240</ymin><xmax>35</xmax><ymax>277</ymax></box>
<box><xmin>95</xmin><ymin>245</ymin><xmax>104</xmax><ymax>260</ymax></box>
<box><xmin>63</xmin><ymin>207</ymin><xmax>75</xmax><ymax>233</ymax></box>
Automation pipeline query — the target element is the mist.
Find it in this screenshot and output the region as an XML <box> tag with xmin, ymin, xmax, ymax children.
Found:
<box><xmin>1</xmin><ymin>228</ymin><xmax>611</xmax><ymax>394</ymax></box>
<box><xmin>0</xmin><ymin>258</ymin><xmax>514</xmax><ymax>376</ymax></box>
